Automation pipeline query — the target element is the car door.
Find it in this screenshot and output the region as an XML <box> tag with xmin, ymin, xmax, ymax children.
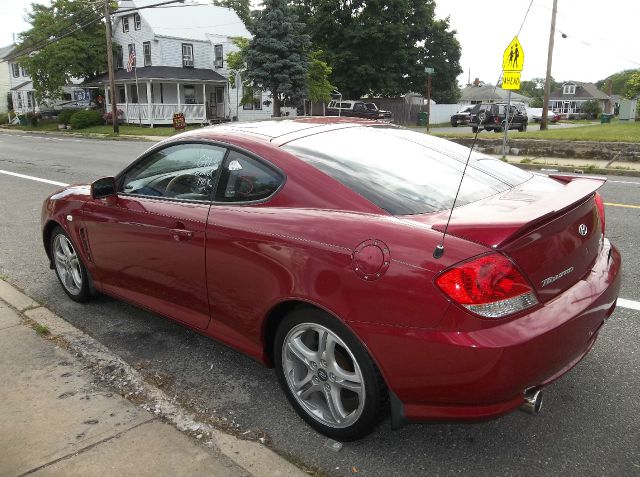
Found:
<box><xmin>82</xmin><ymin>142</ymin><xmax>227</xmax><ymax>329</ymax></box>
<box><xmin>203</xmin><ymin>149</ymin><xmax>285</xmax><ymax>354</ymax></box>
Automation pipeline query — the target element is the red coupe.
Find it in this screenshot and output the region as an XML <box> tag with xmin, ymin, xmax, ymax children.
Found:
<box><xmin>41</xmin><ymin>119</ymin><xmax>621</xmax><ymax>441</ymax></box>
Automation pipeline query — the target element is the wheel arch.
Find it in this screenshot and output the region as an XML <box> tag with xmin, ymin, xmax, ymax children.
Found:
<box><xmin>42</xmin><ymin>219</ymin><xmax>63</xmax><ymax>264</ymax></box>
<box><xmin>261</xmin><ymin>299</ymin><xmax>391</xmax><ymax>388</ymax></box>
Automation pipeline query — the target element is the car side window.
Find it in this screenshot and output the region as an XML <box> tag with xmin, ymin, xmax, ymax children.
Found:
<box><xmin>121</xmin><ymin>144</ymin><xmax>226</xmax><ymax>200</ymax></box>
<box><xmin>216</xmin><ymin>150</ymin><xmax>283</xmax><ymax>203</ymax></box>
<box><xmin>354</xmin><ymin>103</ymin><xmax>366</xmax><ymax>112</ymax></box>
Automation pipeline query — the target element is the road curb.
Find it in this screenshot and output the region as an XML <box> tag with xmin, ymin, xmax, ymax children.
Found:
<box><xmin>0</xmin><ymin>126</ymin><xmax>160</xmax><ymax>142</ymax></box>
<box><xmin>0</xmin><ymin>279</ymin><xmax>306</xmax><ymax>477</ymax></box>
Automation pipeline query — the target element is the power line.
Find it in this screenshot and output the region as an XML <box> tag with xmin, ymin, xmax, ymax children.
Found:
<box><xmin>7</xmin><ymin>4</ymin><xmax>105</xmax><ymax>62</ymax></box>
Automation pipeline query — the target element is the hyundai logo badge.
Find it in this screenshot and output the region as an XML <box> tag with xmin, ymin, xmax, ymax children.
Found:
<box><xmin>578</xmin><ymin>224</ymin><xmax>588</xmax><ymax>236</ymax></box>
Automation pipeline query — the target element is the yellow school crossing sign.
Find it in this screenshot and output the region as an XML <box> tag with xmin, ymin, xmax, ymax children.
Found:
<box><xmin>502</xmin><ymin>36</ymin><xmax>524</xmax><ymax>90</ymax></box>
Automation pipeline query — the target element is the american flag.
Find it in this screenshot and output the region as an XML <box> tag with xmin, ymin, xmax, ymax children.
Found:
<box><xmin>126</xmin><ymin>49</ymin><xmax>136</xmax><ymax>72</ymax></box>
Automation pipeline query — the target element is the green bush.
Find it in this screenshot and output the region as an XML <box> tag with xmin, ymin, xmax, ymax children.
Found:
<box><xmin>57</xmin><ymin>109</ymin><xmax>78</xmax><ymax>125</ymax></box>
<box><xmin>69</xmin><ymin>110</ymin><xmax>103</xmax><ymax>129</ymax></box>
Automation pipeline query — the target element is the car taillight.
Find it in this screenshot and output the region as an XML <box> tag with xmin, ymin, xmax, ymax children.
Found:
<box><xmin>594</xmin><ymin>192</ymin><xmax>605</xmax><ymax>237</ymax></box>
<box><xmin>435</xmin><ymin>253</ymin><xmax>538</xmax><ymax>318</ymax></box>
<box><xmin>494</xmin><ymin>117</ymin><xmax>500</xmax><ymax>124</ymax></box>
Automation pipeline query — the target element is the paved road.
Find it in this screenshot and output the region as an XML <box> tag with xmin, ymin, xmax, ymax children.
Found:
<box><xmin>1</xmin><ymin>130</ymin><xmax>639</xmax><ymax>476</ymax></box>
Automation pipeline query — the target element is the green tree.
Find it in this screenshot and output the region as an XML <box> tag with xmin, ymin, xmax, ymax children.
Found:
<box><xmin>517</xmin><ymin>77</ymin><xmax>560</xmax><ymax>107</ymax></box>
<box><xmin>307</xmin><ymin>50</ymin><xmax>335</xmax><ymax>103</ymax></box>
<box><xmin>624</xmin><ymin>71</ymin><xmax>640</xmax><ymax>99</ymax></box>
<box><xmin>226</xmin><ymin>37</ymin><xmax>258</xmax><ymax>107</ymax></box>
<box><xmin>212</xmin><ymin>0</ymin><xmax>252</xmax><ymax>28</ymax></box>
<box><xmin>14</xmin><ymin>0</ymin><xmax>107</xmax><ymax>102</ymax></box>
<box><xmin>301</xmin><ymin>0</ymin><xmax>461</xmax><ymax>101</ymax></box>
<box><xmin>582</xmin><ymin>99</ymin><xmax>601</xmax><ymax>119</ymax></box>
<box><xmin>596</xmin><ymin>69</ymin><xmax>640</xmax><ymax>95</ymax></box>
<box><xmin>245</xmin><ymin>0</ymin><xmax>310</xmax><ymax>116</ymax></box>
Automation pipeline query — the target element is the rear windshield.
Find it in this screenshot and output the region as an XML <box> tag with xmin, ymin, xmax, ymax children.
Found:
<box><xmin>283</xmin><ymin>127</ymin><xmax>532</xmax><ymax>215</ymax></box>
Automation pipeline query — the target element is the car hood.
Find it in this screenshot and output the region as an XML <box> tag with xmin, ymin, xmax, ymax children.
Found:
<box><xmin>49</xmin><ymin>184</ymin><xmax>91</xmax><ymax>201</ymax></box>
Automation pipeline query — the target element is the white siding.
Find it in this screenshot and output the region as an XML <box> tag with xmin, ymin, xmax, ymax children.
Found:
<box><xmin>113</xmin><ymin>13</ymin><xmax>160</xmax><ymax>67</ymax></box>
<box><xmin>158</xmin><ymin>36</ymin><xmax>211</xmax><ymax>69</ymax></box>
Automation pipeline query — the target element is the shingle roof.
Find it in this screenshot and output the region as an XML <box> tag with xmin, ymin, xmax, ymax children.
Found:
<box><xmin>117</xmin><ymin>1</ymin><xmax>250</xmax><ymax>42</ymax></box>
<box><xmin>10</xmin><ymin>81</ymin><xmax>32</xmax><ymax>91</ymax></box>
<box><xmin>0</xmin><ymin>43</ymin><xmax>17</xmax><ymax>60</ymax></box>
<box><xmin>460</xmin><ymin>85</ymin><xmax>532</xmax><ymax>103</ymax></box>
<box><xmin>549</xmin><ymin>81</ymin><xmax>610</xmax><ymax>100</ymax></box>
<box><xmin>87</xmin><ymin>66</ymin><xmax>227</xmax><ymax>84</ymax></box>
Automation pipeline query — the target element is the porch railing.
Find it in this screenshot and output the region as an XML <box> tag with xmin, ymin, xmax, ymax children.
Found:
<box><xmin>117</xmin><ymin>103</ymin><xmax>206</xmax><ymax>122</ymax></box>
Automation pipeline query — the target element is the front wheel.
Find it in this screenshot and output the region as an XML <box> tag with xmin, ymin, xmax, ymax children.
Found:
<box><xmin>274</xmin><ymin>308</ymin><xmax>388</xmax><ymax>441</ymax></box>
<box><xmin>50</xmin><ymin>226</ymin><xmax>91</xmax><ymax>302</ymax></box>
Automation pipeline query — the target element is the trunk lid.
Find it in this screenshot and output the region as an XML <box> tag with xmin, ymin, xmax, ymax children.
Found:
<box><xmin>405</xmin><ymin>175</ymin><xmax>605</xmax><ymax>303</ymax></box>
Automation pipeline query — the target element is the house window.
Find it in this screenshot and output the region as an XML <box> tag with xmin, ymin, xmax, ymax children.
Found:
<box><xmin>115</xmin><ymin>45</ymin><xmax>124</xmax><ymax>69</ymax></box>
<box><xmin>159</xmin><ymin>83</ymin><xmax>164</xmax><ymax>104</ymax></box>
<box><xmin>122</xmin><ymin>16</ymin><xmax>129</xmax><ymax>33</ymax></box>
<box><xmin>26</xmin><ymin>91</ymin><xmax>34</xmax><ymax>108</ymax></box>
<box><xmin>563</xmin><ymin>84</ymin><xmax>576</xmax><ymax>95</ymax></box>
<box><xmin>118</xmin><ymin>86</ymin><xmax>126</xmax><ymax>103</ymax></box>
<box><xmin>11</xmin><ymin>63</ymin><xmax>19</xmax><ymax>77</ymax></box>
<box><xmin>184</xmin><ymin>84</ymin><xmax>196</xmax><ymax>104</ymax></box>
<box><xmin>214</xmin><ymin>44</ymin><xmax>223</xmax><ymax>68</ymax></box>
<box><xmin>182</xmin><ymin>43</ymin><xmax>194</xmax><ymax>68</ymax></box>
<box><xmin>243</xmin><ymin>89</ymin><xmax>263</xmax><ymax>110</ymax></box>
<box><xmin>143</xmin><ymin>42</ymin><xmax>151</xmax><ymax>67</ymax></box>
<box><xmin>20</xmin><ymin>67</ymin><xmax>27</xmax><ymax>77</ymax></box>
<box><xmin>134</xmin><ymin>13</ymin><xmax>141</xmax><ymax>30</ymax></box>
<box><xmin>16</xmin><ymin>92</ymin><xmax>23</xmax><ymax>109</ymax></box>
<box><xmin>128</xmin><ymin>43</ymin><xmax>136</xmax><ymax>68</ymax></box>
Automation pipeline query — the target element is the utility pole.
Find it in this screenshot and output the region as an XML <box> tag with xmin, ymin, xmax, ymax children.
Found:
<box><xmin>540</xmin><ymin>0</ymin><xmax>558</xmax><ymax>131</ymax></box>
<box><xmin>104</xmin><ymin>0</ymin><xmax>119</xmax><ymax>134</ymax></box>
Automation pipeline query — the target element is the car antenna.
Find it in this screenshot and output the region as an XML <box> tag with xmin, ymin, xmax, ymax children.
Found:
<box><xmin>433</xmin><ymin>79</ymin><xmax>502</xmax><ymax>259</ymax></box>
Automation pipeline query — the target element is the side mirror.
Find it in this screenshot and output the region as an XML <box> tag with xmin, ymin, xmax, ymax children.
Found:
<box><xmin>91</xmin><ymin>177</ymin><xmax>116</xmax><ymax>199</ymax></box>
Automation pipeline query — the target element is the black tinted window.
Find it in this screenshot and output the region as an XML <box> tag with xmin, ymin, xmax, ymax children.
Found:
<box><xmin>283</xmin><ymin>127</ymin><xmax>531</xmax><ymax>215</ymax></box>
<box><xmin>121</xmin><ymin>144</ymin><xmax>226</xmax><ymax>200</ymax></box>
<box><xmin>216</xmin><ymin>151</ymin><xmax>282</xmax><ymax>202</ymax></box>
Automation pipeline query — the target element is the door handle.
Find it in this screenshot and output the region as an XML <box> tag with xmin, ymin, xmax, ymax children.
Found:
<box><xmin>170</xmin><ymin>228</ymin><xmax>194</xmax><ymax>241</ymax></box>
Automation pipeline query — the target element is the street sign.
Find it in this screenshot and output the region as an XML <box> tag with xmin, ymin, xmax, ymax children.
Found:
<box><xmin>502</xmin><ymin>72</ymin><xmax>521</xmax><ymax>90</ymax></box>
<box><xmin>502</xmin><ymin>36</ymin><xmax>524</xmax><ymax>72</ymax></box>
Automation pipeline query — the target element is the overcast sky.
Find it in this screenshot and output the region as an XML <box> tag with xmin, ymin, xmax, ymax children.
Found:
<box><xmin>2</xmin><ymin>0</ymin><xmax>639</xmax><ymax>86</ymax></box>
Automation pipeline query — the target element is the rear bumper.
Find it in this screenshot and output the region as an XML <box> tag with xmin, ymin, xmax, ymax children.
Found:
<box><xmin>353</xmin><ymin>240</ymin><xmax>621</xmax><ymax>422</ymax></box>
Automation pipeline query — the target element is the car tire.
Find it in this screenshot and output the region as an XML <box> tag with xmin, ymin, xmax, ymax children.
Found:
<box><xmin>50</xmin><ymin>226</ymin><xmax>91</xmax><ymax>302</ymax></box>
<box><xmin>451</xmin><ymin>121</ymin><xmax>458</xmax><ymax>127</ymax></box>
<box><xmin>519</xmin><ymin>122</ymin><xmax>527</xmax><ymax>132</ymax></box>
<box><xmin>274</xmin><ymin>307</ymin><xmax>388</xmax><ymax>441</ymax></box>
<box><xmin>472</xmin><ymin>126</ymin><xmax>478</xmax><ymax>133</ymax></box>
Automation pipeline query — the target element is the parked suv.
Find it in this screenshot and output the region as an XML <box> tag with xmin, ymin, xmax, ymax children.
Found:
<box><xmin>327</xmin><ymin>100</ymin><xmax>392</xmax><ymax>120</ymax></box>
<box><xmin>470</xmin><ymin>102</ymin><xmax>528</xmax><ymax>133</ymax></box>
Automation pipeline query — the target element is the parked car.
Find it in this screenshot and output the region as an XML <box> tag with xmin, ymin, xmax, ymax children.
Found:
<box><xmin>42</xmin><ymin>119</ymin><xmax>621</xmax><ymax>441</ymax></box>
<box><xmin>470</xmin><ymin>102</ymin><xmax>529</xmax><ymax>132</ymax></box>
<box><xmin>450</xmin><ymin>106</ymin><xmax>474</xmax><ymax>126</ymax></box>
<box><xmin>364</xmin><ymin>102</ymin><xmax>393</xmax><ymax>120</ymax></box>
<box><xmin>327</xmin><ymin>100</ymin><xmax>392</xmax><ymax>120</ymax></box>
<box><xmin>528</xmin><ymin>107</ymin><xmax>560</xmax><ymax>123</ymax></box>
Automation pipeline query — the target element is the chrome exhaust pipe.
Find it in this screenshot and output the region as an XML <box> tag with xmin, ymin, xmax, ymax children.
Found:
<box><xmin>520</xmin><ymin>388</ymin><xmax>543</xmax><ymax>415</ymax></box>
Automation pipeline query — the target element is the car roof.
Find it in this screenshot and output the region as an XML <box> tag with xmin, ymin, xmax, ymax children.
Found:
<box><xmin>175</xmin><ymin>118</ymin><xmax>386</xmax><ymax>146</ymax></box>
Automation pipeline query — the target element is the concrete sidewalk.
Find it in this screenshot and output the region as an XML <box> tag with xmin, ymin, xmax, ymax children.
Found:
<box><xmin>0</xmin><ymin>281</ymin><xmax>304</xmax><ymax>477</ymax></box>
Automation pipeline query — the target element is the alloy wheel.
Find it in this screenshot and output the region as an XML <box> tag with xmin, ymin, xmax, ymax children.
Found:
<box><xmin>53</xmin><ymin>234</ymin><xmax>83</xmax><ymax>295</ymax></box>
<box><xmin>281</xmin><ymin>323</ymin><xmax>365</xmax><ymax>428</ymax></box>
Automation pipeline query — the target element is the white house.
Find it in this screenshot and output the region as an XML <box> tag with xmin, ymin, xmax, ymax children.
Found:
<box><xmin>548</xmin><ymin>81</ymin><xmax>610</xmax><ymax>116</ymax></box>
<box><xmin>97</xmin><ymin>0</ymin><xmax>276</xmax><ymax>126</ymax></box>
<box><xmin>0</xmin><ymin>44</ymin><xmax>13</xmax><ymax>116</ymax></box>
<box><xmin>1</xmin><ymin>43</ymin><xmax>91</xmax><ymax>117</ymax></box>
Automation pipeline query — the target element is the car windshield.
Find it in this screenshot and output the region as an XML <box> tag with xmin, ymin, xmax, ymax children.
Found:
<box><xmin>283</xmin><ymin>127</ymin><xmax>532</xmax><ymax>215</ymax></box>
